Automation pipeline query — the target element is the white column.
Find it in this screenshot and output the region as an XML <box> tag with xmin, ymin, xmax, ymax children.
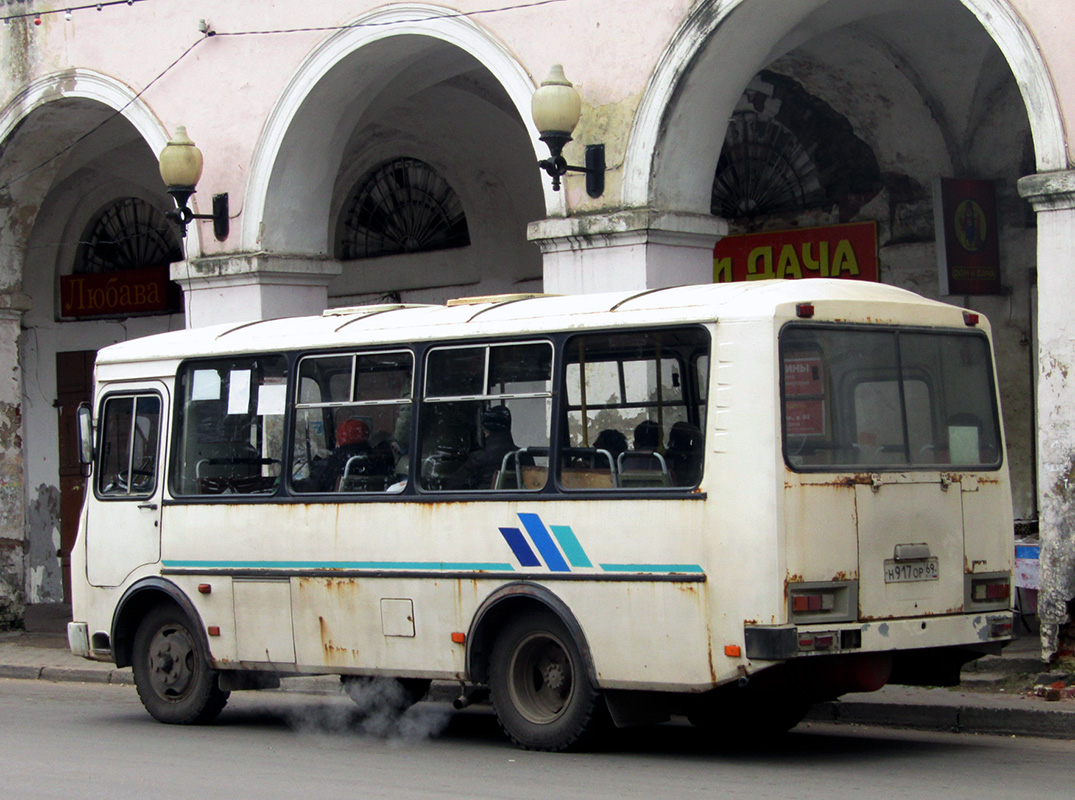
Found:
<box><xmin>0</xmin><ymin>293</ymin><xmax>31</xmax><ymax>625</ymax></box>
<box><xmin>171</xmin><ymin>254</ymin><xmax>342</xmax><ymax>328</ymax></box>
<box><xmin>528</xmin><ymin>210</ymin><xmax>728</xmax><ymax>295</ymax></box>
<box><xmin>1018</xmin><ymin>171</ymin><xmax>1075</xmax><ymax>659</ymax></box>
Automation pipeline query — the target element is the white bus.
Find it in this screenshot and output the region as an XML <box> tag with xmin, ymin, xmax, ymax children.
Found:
<box><xmin>67</xmin><ymin>279</ymin><xmax>1014</xmax><ymax>750</ymax></box>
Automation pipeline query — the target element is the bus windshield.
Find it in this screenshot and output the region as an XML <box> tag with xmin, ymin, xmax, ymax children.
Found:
<box><xmin>781</xmin><ymin>325</ymin><xmax>1001</xmax><ymax>471</ymax></box>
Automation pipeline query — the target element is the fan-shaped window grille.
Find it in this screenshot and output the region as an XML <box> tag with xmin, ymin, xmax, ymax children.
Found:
<box><xmin>711</xmin><ymin>113</ymin><xmax>827</xmax><ymax>219</ymax></box>
<box><xmin>337</xmin><ymin>158</ymin><xmax>470</xmax><ymax>260</ymax></box>
<box><xmin>75</xmin><ymin>197</ymin><xmax>183</xmax><ymax>274</ymax></box>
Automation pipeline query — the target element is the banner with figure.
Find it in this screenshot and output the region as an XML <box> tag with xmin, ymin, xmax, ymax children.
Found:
<box><xmin>933</xmin><ymin>178</ymin><xmax>1001</xmax><ymax>295</ymax></box>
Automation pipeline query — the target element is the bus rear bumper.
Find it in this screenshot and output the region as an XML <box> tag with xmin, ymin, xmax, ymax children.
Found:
<box><xmin>744</xmin><ymin>611</ymin><xmax>1014</xmax><ymax>662</ymax></box>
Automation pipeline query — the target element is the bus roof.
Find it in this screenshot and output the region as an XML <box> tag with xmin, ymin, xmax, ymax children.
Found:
<box><xmin>95</xmin><ymin>279</ymin><xmax>973</xmax><ymax>367</ymax></box>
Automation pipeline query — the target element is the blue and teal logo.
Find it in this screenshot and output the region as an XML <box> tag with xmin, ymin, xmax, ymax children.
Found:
<box><xmin>499</xmin><ymin>512</ymin><xmax>591</xmax><ymax>572</ymax></box>
<box><xmin>499</xmin><ymin>512</ymin><xmax>703</xmax><ymax>575</ymax></box>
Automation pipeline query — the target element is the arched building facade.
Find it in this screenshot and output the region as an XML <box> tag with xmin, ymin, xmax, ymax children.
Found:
<box><xmin>1</xmin><ymin>0</ymin><xmax>1073</xmax><ymax>656</ymax></box>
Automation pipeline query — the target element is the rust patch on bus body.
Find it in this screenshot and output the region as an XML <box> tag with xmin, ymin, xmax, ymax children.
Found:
<box><xmin>790</xmin><ymin>474</ymin><xmax>873</xmax><ymax>489</ymax></box>
<box><xmin>319</xmin><ymin>615</ymin><xmax>359</xmax><ymax>664</ymax></box>
<box><xmin>785</xmin><ymin>574</ymin><xmax>804</xmax><ymax>602</ymax></box>
<box><xmin>706</xmin><ymin>637</ymin><xmax>717</xmax><ymax>683</ymax></box>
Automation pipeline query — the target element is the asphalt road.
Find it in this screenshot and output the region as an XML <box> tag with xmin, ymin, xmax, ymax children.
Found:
<box><xmin>2</xmin><ymin>678</ymin><xmax>1073</xmax><ymax>800</ymax></box>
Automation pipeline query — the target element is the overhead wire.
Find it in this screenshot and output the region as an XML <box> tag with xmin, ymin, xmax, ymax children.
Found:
<box><xmin>0</xmin><ymin>0</ymin><xmax>574</xmax><ymax>195</ymax></box>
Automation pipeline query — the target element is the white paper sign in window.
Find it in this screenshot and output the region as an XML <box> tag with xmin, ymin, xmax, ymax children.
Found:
<box><xmin>227</xmin><ymin>370</ymin><xmax>252</xmax><ymax>415</ymax></box>
<box><xmin>191</xmin><ymin>370</ymin><xmax>221</xmax><ymax>401</ymax></box>
<box><xmin>257</xmin><ymin>383</ymin><xmax>287</xmax><ymax>416</ymax></box>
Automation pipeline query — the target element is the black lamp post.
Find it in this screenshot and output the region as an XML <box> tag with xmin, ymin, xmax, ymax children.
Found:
<box><xmin>531</xmin><ymin>65</ymin><xmax>605</xmax><ymax>198</ymax></box>
<box><xmin>158</xmin><ymin>126</ymin><xmax>229</xmax><ymax>241</ymax></box>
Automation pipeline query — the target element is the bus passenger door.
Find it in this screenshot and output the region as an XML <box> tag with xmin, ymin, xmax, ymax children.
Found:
<box><xmin>86</xmin><ymin>385</ymin><xmax>166</xmax><ymax>587</ymax></box>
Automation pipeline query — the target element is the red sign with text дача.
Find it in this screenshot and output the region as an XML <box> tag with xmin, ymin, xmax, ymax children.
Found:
<box><xmin>713</xmin><ymin>221</ymin><xmax>878</xmax><ymax>283</ymax></box>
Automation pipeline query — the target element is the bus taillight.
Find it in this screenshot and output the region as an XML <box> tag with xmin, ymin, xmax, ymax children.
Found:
<box><xmin>788</xmin><ymin>581</ymin><xmax>857</xmax><ymax>624</ymax></box>
<box><xmin>965</xmin><ymin>573</ymin><xmax>1011</xmax><ymax>610</ymax></box>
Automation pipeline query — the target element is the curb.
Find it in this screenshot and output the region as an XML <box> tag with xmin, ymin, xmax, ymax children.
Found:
<box><xmin>808</xmin><ymin>699</ymin><xmax>1075</xmax><ymax>739</ymax></box>
<box><xmin>0</xmin><ymin>663</ymin><xmax>134</xmax><ymax>685</ymax></box>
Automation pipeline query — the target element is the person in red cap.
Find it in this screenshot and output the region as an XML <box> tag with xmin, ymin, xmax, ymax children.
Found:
<box><xmin>320</xmin><ymin>418</ymin><xmax>371</xmax><ymax>490</ymax></box>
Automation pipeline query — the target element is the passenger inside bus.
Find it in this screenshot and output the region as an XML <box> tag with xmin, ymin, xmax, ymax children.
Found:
<box><xmin>619</xmin><ymin>420</ymin><xmax>662</xmax><ymax>470</ymax></box>
<box><xmin>617</xmin><ymin>420</ymin><xmax>672</xmax><ymax>486</ymax></box>
<box><xmin>319</xmin><ymin>418</ymin><xmax>371</xmax><ymax>491</ymax></box>
<box><xmin>593</xmin><ymin>429</ymin><xmax>628</xmax><ymax>462</ymax></box>
<box><xmin>450</xmin><ymin>405</ymin><xmax>532</xmax><ymax>490</ymax></box>
<box><xmin>666</xmin><ymin>421</ymin><xmax>703</xmax><ymax>486</ymax></box>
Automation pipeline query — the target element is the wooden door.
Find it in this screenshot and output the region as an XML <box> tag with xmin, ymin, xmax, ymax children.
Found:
<box><xmin>56</xmin><ymin>350</ymin><xmax>95</xmax><ymax>601</ymax></box>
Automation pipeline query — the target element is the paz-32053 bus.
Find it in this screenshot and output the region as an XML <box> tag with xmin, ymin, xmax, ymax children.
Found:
<box><xmin>67</xmin><ymin>279</ymin><xmax>1014</xmax><ymax>750</ymax></box>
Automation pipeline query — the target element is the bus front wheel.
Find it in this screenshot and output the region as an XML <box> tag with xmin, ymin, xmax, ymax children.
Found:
<box><xmin>488</xmin><ymin>611</ymin><xmax>602</xmax><ymax>751</ymax></box>
<box><xmin>132</xmin><ymin>604</ymin><xmax>229</xmax><ymax>725</ymax></box>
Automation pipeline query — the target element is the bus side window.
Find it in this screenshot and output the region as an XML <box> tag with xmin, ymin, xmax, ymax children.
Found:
<box><xmin>291</xmin><ymin>350</ymin><xmax>413</xmax><ymax>494</ymax></box>
<box><xmin>419</xmin><ymin>342</ymin><xmax>552</xmax><ymax>492</ymax></box>
<box><xmin>559</xmin><ymin>327</ymin><xmax>708</xmax><ymax>489</ymax></box>
<box><xmin>97</xmin><ymin>394</ymin><xmax>161</xmax><ymax>497</ymax></box>
<box><xmin>172</xmin><ymin>357</ymin><xmax>288</xmax><ymax>496</ymax></box>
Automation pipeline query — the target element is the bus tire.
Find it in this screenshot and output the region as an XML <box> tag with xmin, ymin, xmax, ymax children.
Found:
<box><xmin>132</xmin><ymin>604</ymin><xmax>229</xmax><ymax>725</ymax></box>
<box><xmin>488</xmin><ymin>610</ymin><xmax>601</xmax><ymax>751</ymax></box>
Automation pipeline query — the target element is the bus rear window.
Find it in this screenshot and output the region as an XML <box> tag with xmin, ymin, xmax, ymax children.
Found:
<box><xmin>781</xmin><ymin>325</ymin><xmax>1001</xmax><ymax>471</ymax></box>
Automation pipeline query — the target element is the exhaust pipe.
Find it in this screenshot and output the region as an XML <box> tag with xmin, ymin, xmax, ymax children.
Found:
<box><xmin>453</xmin><ymin>686</ymin><xmax>490</xmax><ymax>710</ymax></box>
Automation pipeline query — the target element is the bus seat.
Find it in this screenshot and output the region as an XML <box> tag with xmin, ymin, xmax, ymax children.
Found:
<box><xmin>617</xmin><ymin>450</ymin><xmax>671</xmax><ymax>488</ymax></box>
<box><xmin>559</xmin><ymin>467</ymin><xmax>615</xmax><ymax>489</ymax></box>
<box><xmin>493</xmin><ymin>449</ymin><xmax>544</xmax><ymax>490</ymax></box>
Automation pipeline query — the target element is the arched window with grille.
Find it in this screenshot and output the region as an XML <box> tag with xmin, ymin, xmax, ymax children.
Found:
<box><xmin>60</xmin><ymin>197</ymin><xmax>183</xmax><ymax>319</ymax></box>
<box><xmin>335</xmin><ymin>158</ymin><xmax>470</xmax><ymax>260</ymax></box>
<box><xmin>712</xmin><ymin>71</ymin><xmax>881</xmax><ymax>224</ymax></box>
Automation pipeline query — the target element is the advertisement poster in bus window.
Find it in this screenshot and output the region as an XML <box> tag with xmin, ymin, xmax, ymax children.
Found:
<box><xmin>784</xmin><ymin>354</ymin><xmax>825</xmax><ymax>436</ymax></box>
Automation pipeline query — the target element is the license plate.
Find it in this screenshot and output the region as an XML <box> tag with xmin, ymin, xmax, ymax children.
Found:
<box><xmin>884</xmin><ymin>558</ymin><xmax>939</xmax><ymax>583</ymax></box>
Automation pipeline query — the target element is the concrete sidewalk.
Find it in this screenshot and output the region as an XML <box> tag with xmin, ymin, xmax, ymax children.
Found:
<box><xmin>3</xmin><ymin>605</ymin><xmax>1073</xmax><ymax>739</ymax></box>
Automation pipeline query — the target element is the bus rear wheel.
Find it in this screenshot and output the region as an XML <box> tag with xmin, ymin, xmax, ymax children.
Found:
<box><xmin>488</xmin><ymin>611</ymin><xmax>601</xmax><ymax>751</ymax></box>
<box><xmin>132</xmin><ymin>604</ymin><xmax>229</xmax><ymax>725</ymax></box>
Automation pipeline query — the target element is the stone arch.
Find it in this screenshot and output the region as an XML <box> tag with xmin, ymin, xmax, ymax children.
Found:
<box><xmin>624</xmin><ymin>0</ymin><xmax>1065</xmax><ymax>211</ymax></box>
<box><xmin>244</xmin><ymin>3</ymin><xmax>556</xmax><ymax>256</ymax></box>
<box><xmin>0</xmin><ymin>69</ymin><xmax>202</xmax><ymax>257</ymax></box>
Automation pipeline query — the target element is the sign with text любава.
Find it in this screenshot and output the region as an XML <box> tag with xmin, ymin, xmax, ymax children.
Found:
<box><xmin>60</xmin><ymin>266</ymin><xmax>175</xmax><ymax>319</ymax></box>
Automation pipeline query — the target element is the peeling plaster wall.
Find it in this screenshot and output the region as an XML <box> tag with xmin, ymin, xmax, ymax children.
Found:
<box><xmin>25</xmin><ymin>483</ymin><xmax>60</xmax><ymax>603</ymax></box>
<box><xmin>0</xmin><ymin>312</ymin><xmax>25</xmax><ymax>625</ymax></box>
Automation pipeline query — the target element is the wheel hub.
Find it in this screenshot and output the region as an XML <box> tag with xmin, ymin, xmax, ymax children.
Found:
<box><xmin>543</xmin><ymin>662</ymin><xmax>566</xmax><ymax>692</ymax></box>
<box><xmin>148</xmin><ymin>628</ymin><xmax>194</xmax><ymax>696</ymax></box>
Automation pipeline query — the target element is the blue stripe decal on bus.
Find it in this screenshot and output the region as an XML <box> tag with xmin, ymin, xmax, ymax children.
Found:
<box><xmin>549</xmin><ymin>525</ymin><xmax>593</xmax><ymax>568</ymax></box>
<box><xmin>161</xmin><ymin>560</ymin><xmax>515</xmax><ymax>571</ymax></box>
<box><xmin>498</xmin><ymin>527</ymin><xmax>542</xmax><ymax>567</ymax></box>
<box><xmin>517</xmin><ymin>513</ymin><xmax>570</xmax><ymax>572</ymax></box>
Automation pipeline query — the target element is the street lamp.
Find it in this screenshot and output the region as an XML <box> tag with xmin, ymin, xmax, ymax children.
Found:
<box><xmin>531</xmin><ymin>65</ymin><xmax>605</xmax><ymax>197</ymax></box>
<box><xmin>158</xmin><ymin>126</ymin><xmax>229</xmax><ymax>240</ymax></box>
